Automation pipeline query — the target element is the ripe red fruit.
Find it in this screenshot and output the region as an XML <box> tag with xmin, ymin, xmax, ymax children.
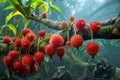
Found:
<box><xmin>69</xmin><ymin>16</ymin><xmax>74</xmax><ymax>22</ymax></box>
<box><xmin>21</xmin><ymin>39</ymin><xmax>31</xmax><ymax>49</ymax></box>
<box><xmin>60</xmin><ymin>21</ymin><xmax>68</xmax><ymax>28</ymax></box>
<box><xmin>21</xmin><ymin>28</ymin><xmax>32</xmax><ymax>36</ymax></box>
<box><xmin>90</xmin><ymin>21</ymin><xmax>101</xmax><ymax>32</ymax></box>
<box><xmin>42</xmin><ymin>12</ymin><xmax>48</xmax><ymax>18</ymax></box>
<box><xmin>45</xmin><ymin>44</ymin><xmax>55</xmax><ymax>58</ymax></box>
<box><xmin>12</xmin><ymin>37</ymin><xmax>19</xmax><ymax>42</ymax></box>
<box><xmin>38</xmin><ymin>29</ymin><xmax>46</xmax><ymax>37</ymax></box>
<box><xmin>3</xmin><ymin>56</ymin><xmax>13</xmax><ymax>67</ymax></box>
<box><xmin>3</xmin><ymin>36</ymin><xmax>11</xmax><ymax>44</ymax></box>
<box><xmin>20</xmin><ymin>65</ymin><xmax>29</xmax><ymax>74</ymax></box>
<box><xmin>86</xmin><ymin>42</ymin><xmax>99</xmax><ymax>58</ymax></box>
<box><xmin>8</xmin><ymin>50</ymin><xmax>20</xmax><ymax>60</ymax></box>
<box><xmin>75</xmin><ymin>18</ymin><xmax>86</xmax><ymax>30</ymax></box>
<box><xmin>26</xmin><ymin>32</ymin><xmax>36</xmax><ymax>42</ymax></box>
<box><xmin>34</xmin><ymin>51</ymin><xmax>44</xmax><ymax>63</ymax></box>
<box><xmin>15</xmin><ymin>39</ymin><xmax>22</xmax><ymax>48</ymax></box>
<box><xmin>50</xmin><ymin>35</ymin><xmax>64</xmax><ymax>47</ymax></box>
<box><xmin>70</xmin><ymin>35</ymin><xmax>84</xmax><ymax>48</ymax></box>
<box><xmin>22</xmin><ymin>55</ymin><xmax>34</xmax><ymax>67</ymax></box>
<box><xmin>13</xmin><ymin>60</ymin><xmax>22</xmax><ymax>70</ymax></box>
<box><xmin>57</xmin><ymin>47</ymin><xmax>66</xmax><ymax>60</ymax></box>
<box><xmin>30</xmin><ymin>64</ymin><xmax>38</xmax><ymax>73</ymax></box>
<box><xmin>66</xmin><ymin>41</ymin><xmax>71</xmax><ymax>47</ymax></box>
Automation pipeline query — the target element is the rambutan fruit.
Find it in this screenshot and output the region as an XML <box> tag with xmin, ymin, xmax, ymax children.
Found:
<box><xmin>21</xmin><ymin>28</ymin><xmax>32</xmax><ymax>36</ymax></box>
<box><xmin>38</xmin><ymin>29</ymin><xmax>46</xmax><ymax>37</ymax></box>
<box><xmin>60</xmin><ymin>21</ymin><xmax>68</xmax><ymax>28</ymax></box>
<box><xmin>34</xmin><ymin>51</ymin><xmax>44</xmax><ymax>63</ymax></box>
<box><xmin>13</xmin><ymin>60</ymin><xmax>22</xmax><ymax>70</ymax></box>
<box><xmin>70</xmin><ymin>35</ymin><xmax>84</xmax><ymax>48</ymax></box>
<box><xmin>57</xmin><ymin>47</ymin><xmax>66</xmax><ymax>60</ymax></box>
<box><xmin>44</xmin><ymin>44</ymin><xmax>55</xmax><ymax>58</ymax></box>
<box><xmin>22</xmin><ymin>55</ymin><xmax>34</xmax><ymax>67</ymax></box>
<box><xmin>75</xmin><ymin>18</ymin><xmax>86</xmax><ymax>30</ymax></box>
<box><xmin>12</xmin><ymin>37</ymin><xmax>19</xmax><ymax>42</ymax></box>
<box><xmin>86</xmin><ymin>42</ymin><xmax>99</xmax><ymax>58</ymax></box>
<box><xmin>3</xmin><ymin>56</ymin><xmax>13</xmax><ymax>67</ymax></box>
<box><xmin>14</xmin><ymin>39</ymin><xmax>22</xmax><ymax>48</ymax></box>
<box><xmin>69</xmin><ymin>16</ymin><xmax>74</xmax><ymax>22</ymax></box>
<box><xmin>66</xmin><ymin>41</ymin><xmax>71</xmax><ymax>47</ymax></box>
<box><xmin>30</xmin><ymin>64</ymin><xmax>38</xmax><ymax>73</ymax></box>
<box><xmin>50</xmin><ymin>35</ymin><xmax>64</xmax><ymax>47</ymax></box>
<box><xmin>3</xmin><ymin>36</ymin><xmax>11</xmax><ymax>44</ymax></box>
<box><xmin>42</xmin><ymin>12</ymin><xmax>48</xmax><ymax>18</ymax></box>
<box><xmin>90</xmin><ymin>21</ymin><xmax>101</xmax><ymax>32</ymax></box>
<box><xmin>21</xmin><ymin>39</ymin><xmax>31</xmax><ymax>49</ymax></box>
<box><xmin>20</xmin><ymin>65</ymin><xmax>29</xmax><ymax>75</ymax></box>
<box><xmin>8</xmin><ymin>50</ymin><xmax>20</xmax><ymax>60</ymax></box>
<box><xmin>26</xmin><ymin>32</ymin><xmax>36</xmax><ymax>42</ymax></box>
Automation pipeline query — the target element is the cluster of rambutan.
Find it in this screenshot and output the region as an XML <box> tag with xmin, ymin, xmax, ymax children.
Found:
<box><xmin>64</xmin><ymin>17</ymin><xmax>101</xmax><ymax>58</ymax></box>
<box><xmin>2</xmin><ymin>27</ymin><xmax>67</xmax><ymax>75</ymax></box>
<box><xmin>74</xmin><ymin>18</ymin><xmax>101</xmax><ymax>58</ymax></box>
<box><xmin>45</xmin><ymin>34</ymin><xmax>66</xmax><ymax>60</ymax></box>
<box><xmin>2</xmin><ymin>28</ymin><xmax>45</xmax><ymax>75</ymax></box>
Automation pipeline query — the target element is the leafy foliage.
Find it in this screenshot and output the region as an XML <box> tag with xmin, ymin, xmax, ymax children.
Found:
<box><xmin>0</xmin><ymin>0</ymin><xmax>62</xmax><ymax>36</ymax></box>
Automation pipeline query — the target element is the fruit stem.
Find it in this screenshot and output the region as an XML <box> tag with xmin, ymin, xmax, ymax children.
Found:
<box><xmin>28</xmin><ymin>47</ymin><xmax>30</xmax><ymax>54</ymax></box>
<box><xmin>73</xmin><ymin>25</ymin><xmax>76</xmax><ymax>35</ymax></box>
<box><xmin>5</xmin><ymin>29</ymin><xmax>10</xmax><ymax>36</ymax></box>
<box><xmin>37</xmin><ymin>37</ymin><xmax>40</xmax><ymax>51</ymax></box>
<box><xmin>90</xmin><ymin>30</ymin><xmax>93</xmax><ymax>42</ymax></box>
<box><xmin>67</xmin><ymin>29</ymin><xmax>70</xmax><ymax>40</ymax></box>
<box><xmin>92</xmin><ymin>56</ymin><xmax>94</xmax><ymax>59</ymax></box>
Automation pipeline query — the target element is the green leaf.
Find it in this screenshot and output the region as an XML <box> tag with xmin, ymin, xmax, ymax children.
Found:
<box><xmin>50</xmin><ymin>4</ymin><xmax>62</xmax><ymax>13</ymax></box>
<box><xmin>6</xmin><ymin>24</ymin><xmax>17</xmax><ymax>36</ymax></box>
<box><xmin>39</xmin><ymin>3</ymin><xmax>49</xmax><ymax>12</ymax></box>
<box><xmin>6</xmin><ymin>10</ymin><xmax>23</xmax><ymax>23</ymax></box>
<box><xmin>7</xmin><ymin>0</ymin><xmax>26</xmax><ymax>15</ymax></box>
<box><xmin>0</xmin><ymin>0</ymin><xmax>7</xmax><ymax>2</ymax></box>
<box><xmin>49</xmin><ymin>0</ymin><xmax>53</xmax><ymax>2</ymax></box>
<box><xmin>4</xmin><ymin>5</ymin><xmax>14</xmax><ymax>10</ymax></box>
<box><xmin>44</xmin><ymin>54</ymin><xmax>50</xmax><ymax>62</ymax></box>
<box><xmin>0</xmin><ymin>35</ymin><xmax>3</xmax><ymax>40</ymax></box>
<box><xmin>21</xmin><ymin>0</ymin><xmax>30</xmax><ymax>7</ymax></box>
<box><xmin>24</xmin><ymin>19</ymin><xmax>31</xmax><ymax>28</ymax></box>
<box><xmin>0</xmin><ymin>25</ymin><xmax>5</xmax><ymax>34</ymax></box>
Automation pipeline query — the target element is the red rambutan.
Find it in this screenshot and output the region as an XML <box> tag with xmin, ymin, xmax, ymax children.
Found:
<box><xmin>8</xmin><ymin>50</ymin><xmax>20</xmax><ymax>60</ymax></box>
<box><xmin>60</xmin><ymin>21</ymin><xmax>68</xmax><ymax>28</ymax></box>
<box><xmin>69</xmin><ymin>16</ymin><xmax>74</xmax><ymax>22</ymax></box>
<box><xmin>34</xmin><ymin>51</ymin><xmax>44</xmax><ymax>63</ymax></box>
<box><xmin>42</xmin><ymin>12</ymin><xmax>48</xmax><ymax>18</ymax></box>
<box><xmin>26</xmin><ymin>32</ymin><xmax>36</xmax><ymax>42</ymax></box>
<box><xmin>30</xmin><ymin>64</ymin><xmax>38</xmax><ymax>73</ymax></box>
<box><xmin>57</xmin><ymin>47</ymin><xmax>66</xmax><ymax>60</ymax></box>
<box><xmin>21</xmin><ymin>28</ymin><xmax>32</xmax><ymax>36</ymax></box>
<box><xmin>44</xmin><ymin>44</ymin><xmax>55</xmax><ymax>58</ymax></box>
<box><xmin>3</xmin><ymin>36</ymin><xmax>11</xmax><ymax>44</ymax></box>
<box><xmin>21</xmin><ymin>39</ymin><xmax>31</xmax><ymax>49</ymax></box>
<box><xmin>66</xmin><ymin>41</ymin><xmax>71</xmax><ymax>47</ymax></box>
<box><xmin>38</xmin><ymin>29</ymin><xmax>46</xmax><ymax>37</ymax></box>
<box><xmin>14</xmin><ymin>39</ymin><xmax>22</xmax><ymax>48</ymax></box>
<box><xmin>86</xmin><ymin>42</ymin><xmax>99</xmax><ymax>58</ymax></box>
<box><xmin>75</xmin><ymin>18</ymin><xmax>86</xmax><ymax>30</ymax></box>
<box><xmin>89</xmin><ymin>21</ymin><xmax>101</xmax><ymax>32</ymax></box>
<box><xmin>70</xmin><ymin>35</ymin><xmax>84</xmax><ymax>48</ymax></box>
<box><xmin>50</xmin><ymin>35</ymin><xmax>64</xmax><ymax>47</ymax></box>
<box><xmin>13</xmin><ymin>60</ymin><xmax>22</xmax><ymax>70</ymax></box>
<box><xmin>3</xmin><ymin>56</ymin><xmax>13</xmax><ymax>67</ymax></box>
<box><xmin>22</xmin><ymin>55</ymin><xmax>34</xmax><ymax>67</ymax></box>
